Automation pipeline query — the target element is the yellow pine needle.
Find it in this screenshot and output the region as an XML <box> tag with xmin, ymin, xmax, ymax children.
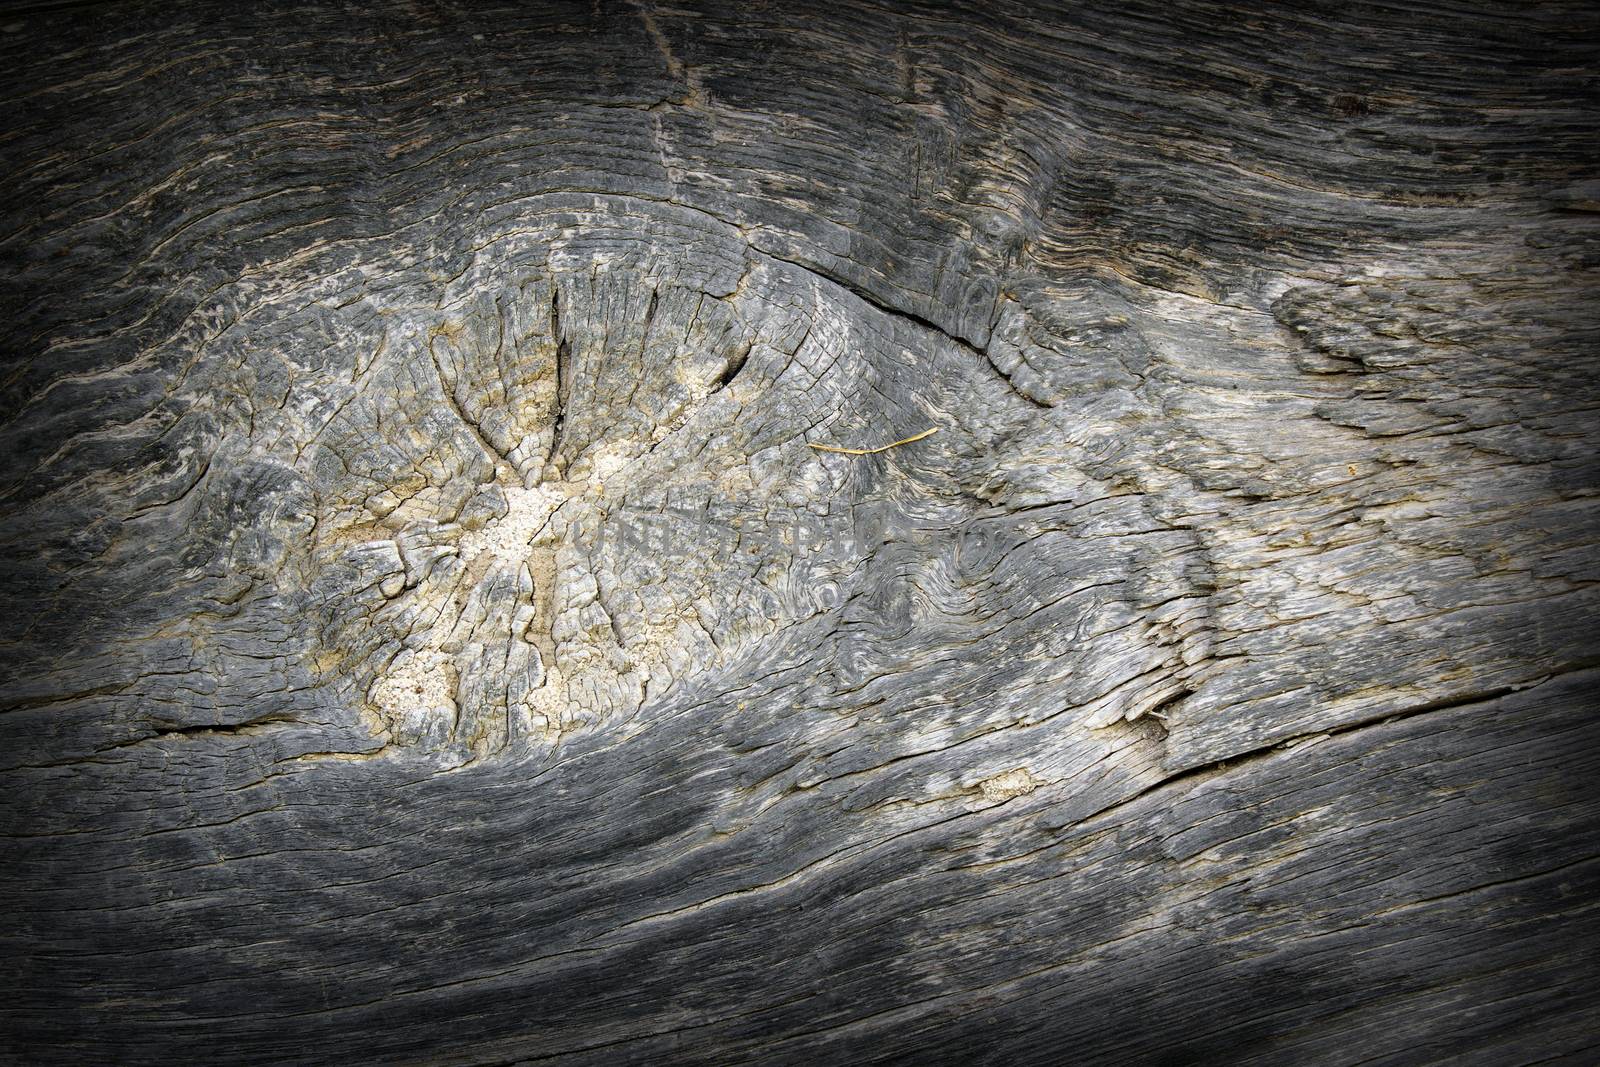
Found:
<box><xmin>807</xmin><ymin>426</ymin><xmax>939</xmax><ymax>455</ymax></box>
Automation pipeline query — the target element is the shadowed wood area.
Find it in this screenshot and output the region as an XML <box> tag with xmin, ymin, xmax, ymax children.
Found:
<box><xmin>1</xmin><ymin>1</ymin><xmax>1598</xmax><ymax>1063</ymax></box>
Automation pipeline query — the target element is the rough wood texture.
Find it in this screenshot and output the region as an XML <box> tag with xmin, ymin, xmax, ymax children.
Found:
<box><xmin>2</xmin><ymin>1</ymin><xmax>1598</xmax><ymax>1063</ymax></box>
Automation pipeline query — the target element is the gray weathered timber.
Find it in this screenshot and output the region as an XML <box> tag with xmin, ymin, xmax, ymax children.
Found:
<box><xmin>1</xmin><ymin>1</ymin><xmax>1597</xmax><ymax>1063</ymax></box>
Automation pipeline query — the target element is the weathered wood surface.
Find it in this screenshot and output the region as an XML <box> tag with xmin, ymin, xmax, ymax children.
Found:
<box><xmin>2</xmin><ymin>1</ymin><xmax>1597</xmax><ymax>1062</ymax></box>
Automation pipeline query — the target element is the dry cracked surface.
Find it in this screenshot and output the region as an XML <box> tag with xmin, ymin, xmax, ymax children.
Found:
<box><xmin>2</xmin><ymin>2</ymin><xmax>1598</xmax><ymax>1064</ymax></box>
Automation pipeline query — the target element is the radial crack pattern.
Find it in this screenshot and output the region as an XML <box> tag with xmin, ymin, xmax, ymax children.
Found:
<box><xmin>1</xmin><ymin>2</ymin><xmax>1597</xmax><ymax>1065</ymax></box>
